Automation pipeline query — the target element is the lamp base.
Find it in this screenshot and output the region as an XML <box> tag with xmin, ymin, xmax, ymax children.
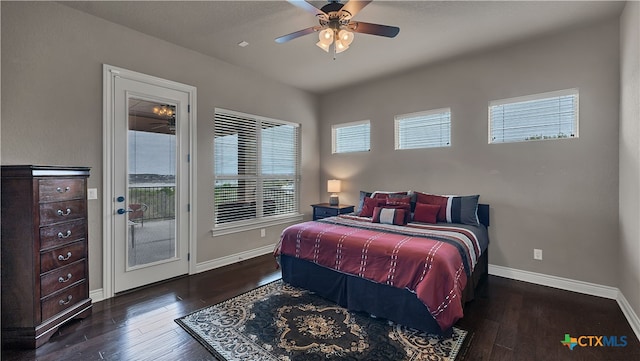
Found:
<box><xmin>329</xmin><ymin>194</ymin><xmax>339</xmax><ymax>206</ymax></box>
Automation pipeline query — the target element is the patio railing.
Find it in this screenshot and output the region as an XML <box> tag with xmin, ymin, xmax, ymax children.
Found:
<box><xmin>129</xmin><ymin>184</ymin><xmax>296</xmax><ymax>224</ymax></box>
<box><xmin>129</xmin><ymin>185</ymin><xmax>175</xmax><ymax>222</ymax></box>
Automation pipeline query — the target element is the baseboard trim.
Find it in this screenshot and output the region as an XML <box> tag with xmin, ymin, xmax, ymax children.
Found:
<box><xmin>488</xmin><ymin>264</ymin><xmax>618</xmax><ymax>299</ymax></box>
<box><xmin>195</xmin><ymin>244</ymin><xmax>276</xmax><ymax>274</ymax></box>
<box><xmin>489</xmin><ymin>264</ymin><xmax>639</xmax><ymax>341</ymax></box>
<box><xmin>89</xmin><ymin>288</ymin><xmax>105</xmax><ymax>303</ymax></box>
<box><xmin>617</xmin><ymin>291</ymin><xmax>640</xmax><ymax>341</ymax></box>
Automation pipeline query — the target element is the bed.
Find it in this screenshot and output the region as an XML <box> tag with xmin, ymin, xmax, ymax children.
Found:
<box><xmin>274</xmin><ymin>193</ymin><xmax>489</xmax><ymax>336</ymax></box>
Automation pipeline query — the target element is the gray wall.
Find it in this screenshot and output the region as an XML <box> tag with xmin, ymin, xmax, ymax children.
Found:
<box><xmin>1</xmin><ymin>1</ymin><xmax>635</xmax><ymax>312</ymax></box>
<box><xmin>1</xmin><ymin>1</ymin><xmax>320</xmax><ymax>291</ymax></box>
<box><xmin>619</xmin><ymin>1</ymin><xmax>640</xmax><ymax>322</ymax></box>
<box><xmin>319</xmin><ymin>18</ymin><xmax>621</xmax><ymax>287</ymax></box>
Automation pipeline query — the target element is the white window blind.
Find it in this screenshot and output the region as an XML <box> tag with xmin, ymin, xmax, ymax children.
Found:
<box><xmin>489</xmin><ymin>89</ymin><xmax>579</xmax><ymax>144</ymax></box>
<box><xmin>214</xmin><ymin>109</ymin><xmax>299</xmax><ymax>226</ymax></box>
<box><xmin>332</xmin><ymin>120</ymin><xmax>370</xmax><ymax>153</ymax></box>
<box><xmin>395</xmin><ymin>108</ymin><xmax>451</xmax><ymax>150</ymax></box>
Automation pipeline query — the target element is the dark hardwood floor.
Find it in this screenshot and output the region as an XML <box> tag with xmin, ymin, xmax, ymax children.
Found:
<box><xmin>2</xmin><ymin>254</ymin><xmax>638</xmax><ymax>360</ymax></box>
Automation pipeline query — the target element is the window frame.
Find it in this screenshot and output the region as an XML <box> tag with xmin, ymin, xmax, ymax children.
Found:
<box><xmin>394</xmin><ymin>108</ymin><xmax>452</xmax><ymax>150</ymax></box>
<box><xmin>331</xmin><ymin>120</ymin><xmax>371</xmax><ymax>154</ymax></box>
<box><xmin>488</xmin><ymin>88</ymin><xmax>579</xmax><ymax>144</ymax></box>
<box><xmin>212</xmin><ymin>108</ymin><xmax>302</xmax><ymax>236</ymax></box>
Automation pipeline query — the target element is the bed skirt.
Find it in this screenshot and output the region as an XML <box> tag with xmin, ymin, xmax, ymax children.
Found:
<box><xmin>280</xmin><ymin>250</ymin><xmax>488</xmax><ymax>335</ymax></box>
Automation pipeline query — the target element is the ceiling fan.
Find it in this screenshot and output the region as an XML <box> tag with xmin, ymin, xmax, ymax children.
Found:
<box><xmin>150</xmin><ymin>117</ymin><xmax>176</xmax><ymax>133</ymax></box>
<box><xmin>275</xmin><ymin>0</ymin><xmax>399</xmax><ymax>57</ymax></box>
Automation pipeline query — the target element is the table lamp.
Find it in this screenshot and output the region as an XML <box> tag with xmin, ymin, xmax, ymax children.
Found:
<box><xmin>327</xmin><ymin>179</ymin><xmax>341</xmax><ymax>206</ymax></box>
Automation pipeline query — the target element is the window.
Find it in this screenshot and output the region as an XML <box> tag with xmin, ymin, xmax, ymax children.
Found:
<box><xmin>395</xmin><ymin>108</ymin><xmax>451</xmax><ymax>150</ymax></box>
<box><xmin>214</xmin><ymin>109</ymin><xmax>300</xmax><ymax>230</ymax></box>
<box><xmin>489</xmin><ymin>89</ymin><xmax>579</xmax><ymax>144</ymax></box>
<box><xmin>332</xmin><ymin>120</ymin><xmax>370</xmax><ymax>153</ymax></box>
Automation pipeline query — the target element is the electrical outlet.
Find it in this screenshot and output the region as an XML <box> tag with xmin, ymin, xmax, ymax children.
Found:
<box><xmin>260</xmin><ymin>228</ymin><xmax>266</xmax><ymax>238</ymax></box>
<box><xmin>534</xmin><ymin>249</ymin><xmax>543</xmax><ymax>260</ymax></box>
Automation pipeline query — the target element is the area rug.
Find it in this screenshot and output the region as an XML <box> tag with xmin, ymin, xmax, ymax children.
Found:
<box><xmin>175</xmin><ymin>280</ymin><xmax>469</xmax><ymax>361</ymax></box>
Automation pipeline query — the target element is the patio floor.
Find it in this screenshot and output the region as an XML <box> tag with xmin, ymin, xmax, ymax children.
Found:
<box><xmin>128</xmin><ymin>219</ymin><xmax>176</xmax><ymax>267</ymax></box>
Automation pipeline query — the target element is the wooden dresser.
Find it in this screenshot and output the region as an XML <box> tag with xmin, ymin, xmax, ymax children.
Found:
<box><xmin>1</xmin><ymin>165</ymin><xmax>92</xmax><ymax>348</ymax></box>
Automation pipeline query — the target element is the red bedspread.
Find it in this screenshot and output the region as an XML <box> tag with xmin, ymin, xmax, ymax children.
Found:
<box><xmin>275</xmin><ymin>215</ymin><xmax>482</xmax><ymax>331</ymax></box>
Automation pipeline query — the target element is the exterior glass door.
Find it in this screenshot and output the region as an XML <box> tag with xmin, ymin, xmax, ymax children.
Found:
<box><xmin>112</xmin><ymin>74</ymin><xmax>190</xmax><ymax>294</ymax></box>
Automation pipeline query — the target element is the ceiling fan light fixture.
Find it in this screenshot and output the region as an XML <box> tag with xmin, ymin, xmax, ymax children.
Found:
<box><xmin>335</xmin><ymin>39</ymin><xmax>349</xmax><ymax>53</ymax></box>
<box><xmin>276</xmin><ymin>0</ymin><xmax>399</xmax><ymax>58</ymax></box>
<box><xmin>338</xmin><ymin>29</ymin><xmax>354</xmax><ymax>46</ymax></box>
<box><xmin>318</xmin><ymin>28</ymin><xmax>334</xmax><ymax>44</ymax></box>
<box><xmin>316</xmin><ymin>40</ymin><xmax>331</xmax><ymax>52</ymax></box>
<box><xmin>153</xmin><ymin>105</ymin><xmax>174</xmax><ymax>117</ymax></box>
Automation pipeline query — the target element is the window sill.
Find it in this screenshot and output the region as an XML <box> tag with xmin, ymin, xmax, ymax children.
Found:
<box><xmin>211</xmin><ymin>213</ymin><xmax>304</xmax><ymax>237</ymax></box>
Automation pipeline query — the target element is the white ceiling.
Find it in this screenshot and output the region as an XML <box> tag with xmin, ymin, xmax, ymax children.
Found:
<box><xmin>61</xmin><ymin>1</ymin><xmax>625</xmax><ymax>94</ymax></box>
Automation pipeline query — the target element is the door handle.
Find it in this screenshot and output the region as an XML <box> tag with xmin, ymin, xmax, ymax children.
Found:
<box><xmin>117</xmin><ymin>208</ymin><xmax>133</xmax><ymax>215</ymax></box>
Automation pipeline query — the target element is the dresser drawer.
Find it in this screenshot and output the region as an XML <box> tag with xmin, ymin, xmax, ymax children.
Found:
<box><xmin>40</xmin><ymin>219</ymin><xmax>86</xmax><ymax>250</ymax></box>
<box><xmin>40</xmin><ymin>280</ymin><xmax>87</xmax><ymax>321</ymax></box>
<box><xmin>40</xmin><ymin>241</ymin><xmax>87</xmax><ymax>273</ymax></box>
<box><xmin>39</xmin><ymin>178</ymin><xmax>85</xmax><ymax>203</ymax></box>
<box><xmin>40</xmin><ymin>260</ymin><xmax>86</xmax><ymax>297</ymax></box>
<box><xmin>39</xmin><ymin>199</ymin><xmax>86</xmax><ymax>225</ymax></box>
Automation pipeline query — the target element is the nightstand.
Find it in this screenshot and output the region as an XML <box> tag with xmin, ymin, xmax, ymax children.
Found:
<box><xmin>311</xmin><ymin>203</ymin><xmax>355</xmax><ymax>221</ymax></box>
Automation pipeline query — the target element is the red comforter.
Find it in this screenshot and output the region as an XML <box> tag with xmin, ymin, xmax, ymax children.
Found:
<box><xmin>274</xmin><ymin>215</ymin><xmax>482</xmax><ymax>331</ymax></box>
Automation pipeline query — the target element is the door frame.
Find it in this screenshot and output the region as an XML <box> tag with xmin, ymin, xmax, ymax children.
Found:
<box><xmin>102</xmin><ymin>64</ymin><xmax>197</xmax><ymax>299</ymax></box>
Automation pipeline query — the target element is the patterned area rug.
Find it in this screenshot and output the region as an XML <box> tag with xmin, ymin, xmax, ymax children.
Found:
<box><xmin>176</xmin><ymin>280</ymin><xmax>469</xmax><ymax>361</ymax></box>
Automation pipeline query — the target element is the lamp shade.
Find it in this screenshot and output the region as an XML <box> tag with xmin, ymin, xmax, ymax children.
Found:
<box><xmin>334</xmin><ymin>40</ymin><xmax>349</xmax><ymax>54</ymax></box>
<box><xmin>316</xmin><ymin>40</ymin><xmax>331</xmax><ymax>52</ymax></box>
<box><xmin>338</xmin><ymin>30</ymin><xmax>354</xmax><ymax>46</ymax></box>
<box><xmin>327</xmin><ymin>179</ymin><xmax>341</xmax><ymax>193</ymax></box>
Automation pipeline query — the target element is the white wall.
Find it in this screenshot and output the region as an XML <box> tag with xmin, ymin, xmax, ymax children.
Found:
<box><xmin>619</xmin><ymin>0</ymin><xmax>640</xmax><ymax>324</ymax></box>
<box><xmin>1</xmin><ymin>1</ymin><xmax>320</xmax><ymax>291</ymax></box>
<box><xmin>319</xmin><ymin>18</ymin><xmax>621</xmax><ymax>287</ymax></box>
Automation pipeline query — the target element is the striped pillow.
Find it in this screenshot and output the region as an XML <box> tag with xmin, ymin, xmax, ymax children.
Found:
<box><xmin>415</xmin><ymin>192</ymin><xmax>480</xmax><ymax>225</ymax></box>
<box><xmin>446</xmin><ymin>195</ymin><xmax>480</xmax><ymax>225</ymax></box>
<box><xmin>385</xmin><ymin>196</ymin><xmax>412</xmax><ymax>223</ymax></box>
<box><xmin>372</xmin><ymin>207</ymin><xmax>407</xmax><ymax>226</ymax></box>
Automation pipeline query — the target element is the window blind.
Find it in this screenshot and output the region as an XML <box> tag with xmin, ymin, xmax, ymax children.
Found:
<box><xmin>332</xmin><ymin>120</ymin><xmax>370</xmax><ymax>153</ymax></box>
<box><xmin>395</xmin><ymin>108</ymin><xmax>451</xmax><ymax>150</ymax></box>
<box><xmin>489</xmin><ymin>89</ymin><xmax>578</xmax><ymax>144</ymax></box>
<box><xmin>214</xmin><ymin>109</ymin><xmax>299</xmax><ymax>226</ymax></box>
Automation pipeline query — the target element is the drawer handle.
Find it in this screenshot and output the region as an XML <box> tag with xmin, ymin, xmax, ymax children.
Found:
<box><xmin>57</xmin><ymin>208</ymin><xmax>72</xmax><ymax>216</ymax></box>
<box><xmin>58</xmin><ymin>295</ymin><xmax>73</xmax><ymax>305</ymax></box>
<box><xmin>58</xmin><ymin>230</ymin><xmax>72</xmax><ymax>239</ymax></box>
<box><xmin>58</xmin><ymin>273</ymin><xmax>73</xmax><ymax>283</ymax></box>
<box><xmin>56</xmin><ymin>186</ymin><xmax>71</xmax><ymax>193</ymax></box>
<box><xmin>58</xmin><ymin>252</ymin><xmax>72</xmax><ymax>261</ymax></box>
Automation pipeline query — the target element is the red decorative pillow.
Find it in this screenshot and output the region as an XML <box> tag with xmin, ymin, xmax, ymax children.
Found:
<box><xmin>413</xmin><ymin>202</ymin><xmax>441</xmax><ymax>224</ymax></box>
<box><xmin>372</xmin><ymin>207</ymin><xmax>407</xmax><ymax>226</ymax></box>
<box><xmin>385</xmin><ymin>196</ymin><xmax>412</xmax><ymax>223</ymax></box>
<box><xmin>358</xmin><ymin>197</ymin><xmax>387</xmax><ymax>217</ymax></box>
<box><xmin>373</xmin><ymin>191</ymin><xmax>407</xmax><ymax>199</ymax></box>
<box><xmin>414</xmin><ymin>192</ymin><xmax>449</xmax><ymax>222</ymax></box>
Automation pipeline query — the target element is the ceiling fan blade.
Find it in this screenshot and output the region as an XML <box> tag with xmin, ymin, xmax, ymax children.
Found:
<box><xmin>349</xmin><ymin>21</ymin><xmax>400</xmax><ymax>38</ymax></box>
<box><xmin>339</xmin><ymin>0</ymin><xmax>372</xmax><ymax>18</ymax></box>
<box><xmin>286</xmin><ymin>0</ymin><xmax>326</xmax><ymax>17</ymax></box>
<box><xmin>275</xmin><ymin>26</ymin><xmax>319</xmax><ymax>44</ymax></box>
